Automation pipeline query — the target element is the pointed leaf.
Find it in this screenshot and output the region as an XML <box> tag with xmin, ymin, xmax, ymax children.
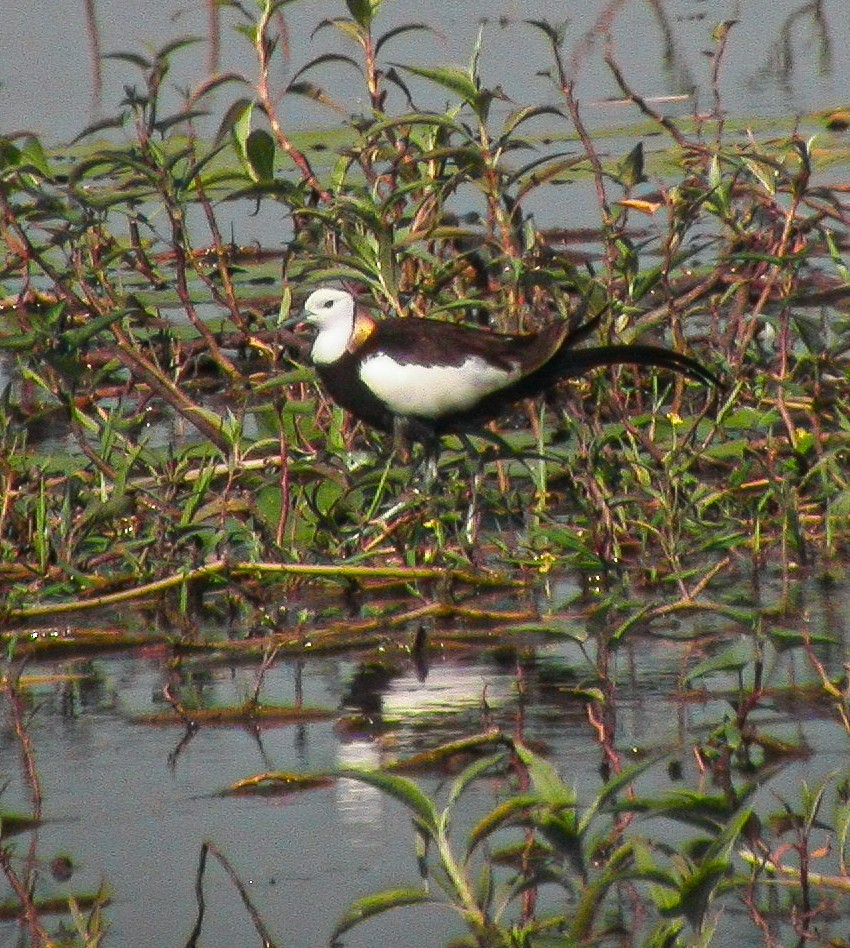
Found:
<box><xmin>215</xmin><ymin>97</ymin><xmax>253</xmax><ymax>146</ymax></box>
<box><xmin>525</xmin><ymin>19</ymin><xmax>569</xmax><ymax>47</ymax></box>
<box><xmin>684</xmin><ymin>639</ymin><xmax>752</xmax><ymax>684</ymax></box>
<box><xmin>395</xmin><ymin>63</ymin><xmax>480</xmax><ymax>108</ymax></box>
<box><xmin>60</xmin><ymin>308</ymin><xmax>130</xmax><ymax>349</ymax></box>
<box><xmin>289</xmin><ymin>52</ymin><xmax>362</xmax><ymax>85</ymax></box>
<box><xmin>245</xmin><ymin>129</ymin><xmax>276</xmax><ymax>182</ymax></box>
<box><xmin>338</xmin><ymin>768</ymin><xmax>439</xmax><ymax>834</ymax></box>
<box><xmin>616</xmin><ymin>141</ymin><xmax>647</xmax><ymax>187</ymax></box>
<box><xmin>332</xmin><ymin>887</ymin><xmax>433</xmax><ymax>940</ymax></box>
<box><xmin>71</xmin><ymin>115</ymin><xmax>128</xmax><ymax>143</ymax></box>
<box><xmin>286</xmin><ymin>81</ymin><xmax>347</xmax><ymax>114</ymax></box>
<box><xmin>155</xmin><ymin>36</ymin><xmax>204</xmax><ymax>64</ymax></box>
<box><xmin>346</xmin><ymin>0</ymin><xmax>379</xmax><ymax>30</ymax></box>
<box><xmin>578</xmin><ymin>754</ymin><xmax>660</xmax><ymax>835</ymax></box>
<box><xmin>466</xmin><ymin>795</ymin><xmax>539</xmax><ymax>856</ymax></box>
<box><xmin>103</xmin><ymin>50</ymin><xmax>152</xmax><ymax>70</ymax></box>
<box><xmin>154</xmin><ymin>109</ymin><xmax>209</xmax><ymax>135</ymax></box>
<box><xmin>502</xmin><ymin>104</ymin><xmax>564</xmax><ymax>138</ymax></box>
<box><xmin>383</xmin><ymin>66</ymin><xmax>416</xmax><ymax>108</ymax></box>
<box><xmin>375</xmin><ymin>23</ymin><xmax>433</xmax><ymax>57</ymax></box>
<box><xmin>512</xmin><ymin>740</ymin><xmax>576</xmax><ymax>807</ymax></box>
<box><xmin>188</xmin><ymin>72</ymin><xmax>248</xmax><ymax>109</ymax></box>
<box><xmin>313</xmin><ymin>17</ymin><xmax>366</xmax><ymax>46</ymax></box>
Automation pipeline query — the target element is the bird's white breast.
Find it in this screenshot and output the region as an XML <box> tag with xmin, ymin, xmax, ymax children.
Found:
<box><xmin>359</xmin><ymin>354</ymin><xmax>520</xmax><ymax>418</ymax></box>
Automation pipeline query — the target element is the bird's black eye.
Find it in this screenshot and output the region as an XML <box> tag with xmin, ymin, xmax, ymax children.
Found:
<box><xmin>323</xmin><ymin>299</ymin><xmax>334</xmax><ymax>308</ymax></box>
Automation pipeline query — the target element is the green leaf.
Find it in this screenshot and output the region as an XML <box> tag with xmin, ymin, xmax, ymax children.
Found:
<box><xmin>768</xmin><ymin>628</ymin><xmax>835</xmax><ymax>650</ymax></box>
<box><xmin>466</xmin><ymin>795</ymin><xmax>539</xmax><ymax>856</ymax></box>
<box><xmin>511</xmin><ymin>153</ymin><xmax>585</xmax><ymax>192</ymax></box>
<box><xmin>661</xmin><ymin>858</ymin><xmax>730</xmax><ymax>928</ymax></box>
<box><xmin>14</xmin><ymin>134</ymin><xmax>51</xmax><ymax>177</ymax></box>
<box><xmin>684</xmin><ymin>639</ymin><xmax>752</xmax><ymax>684</ymax></box>
<box><xmin>337</xmin><ymin>768</ymin><xmax>439</xmax><ymax>834</ymax></box>
<box><xmin>501</xmin><ymin>104</ymin><xmax>564</xmax><ymax>138</ymax></box>
<box><xmin>154</xmin><ymin>36</ymin><xmax>204</xmax><ymax>64</ymax></box>
<box><xmin>332</xmin><ymin>887</ymin><xmax>433</xmax><ymax>940</ymax></box>
<box><xmin>395</xmin><ymin>63</ymin><xmax>481</xmax><ymax>109</ymax></box>
<box><xmin>375</xmin><ymin>23</ymin><xmax>432</xmax><ymax>57</ymax></box>
<box><xmin>578</xmin><ymin>755</ymin><xmax>659</xmax><ymax>835</ymax></box>
<box><xmin>346</xmin><ymin>0</ymin><xmax>376</xmax><ymax>29</ymax></box>
<box><xmin>524</xmin><ymin>19</ymin><xmax>569</xmax><ymax>48</ymax></box>
<box><xmin>71</xmin><ymin>115</ymin><xmax>129</xmax><ymax>143</ymax></box>
<box><xmin>286</xmin><ymin>81</ymin><xmax>347</xmax><ymax>114</ymax></box>
<box><xmin>446</xmin><ymin>752</ymin><xmax>507</xmax><ymax>814</ymax></box>
<box><xmin>0</xmin><ymin>137</ymin><xmax>21</xmax><ymax>171</ymax></box>
<box><xmin>103</xmin><ymin>50</ymin><xmax>152</xmax><ymax>70</ymax></box>
<box><xmin>245</xmin><ymin>129</ymin><xmax>276</xmax><ymax>182</ymax></box>
<box><xmin>512</xmin><ymin>740</ymin><xmax>575</xmax><ymax>807</ymax></box>
<box><xmin>289</xmin><ymin>52</ymin><xmax>362</xmax><ymax>86</ymax></box>
<box><xmin>313</xmin><ymin>16</ymin><xmax>365</xmax><ymax>46</ymax></box>
<box><xmin>215</xmin><ymin>97</ymin><xmax>252</xmax><ymax>146</ymax></box>
<box><xmin>616</xmin><ymin>141</ymin><xmax>647</xmax><ymax>188</ymax></box>
<box><xmin>836</xmin><ymin>791</ymin><xmax>850</xmax><ymax>871</ymax></box>
<box><xmin>231</xmin><ymin>99</ymin><xmax>253</xmax><ymax>160</ymax></box>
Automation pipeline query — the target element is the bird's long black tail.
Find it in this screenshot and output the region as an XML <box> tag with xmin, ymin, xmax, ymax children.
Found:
<box><xmin>550</xmin><ymin>343</ymin><xmax>722</xmax><ymax>388</ymax></box>
<box><xmin>446</xmin><ymin>341</ymin><xmax>720</xmax><ymax>435</ymax></box>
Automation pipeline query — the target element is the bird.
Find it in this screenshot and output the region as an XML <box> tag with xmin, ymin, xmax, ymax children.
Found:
<box><xmin>291</xmin><ymin>286</ymin><xmax>720</xmax><ymax>457</ymax></box>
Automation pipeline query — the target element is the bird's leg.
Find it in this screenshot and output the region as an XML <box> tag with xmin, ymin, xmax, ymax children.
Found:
<box><xmin>391</xmin><ymin>416</ymin><xmax>413</xmax><ymax>466</ymax></box>
<box><xmin>394</xmin><ymin>417</ymin><xmax>442</xmax><ymax>491</ymax></box>
<box><xmin>420</xmin><ymin>441</ymin><xmax>440</xmax><ymax>491</ymax></box>
<box><xmin>459</xmin><ymin>434</ymin><xmax>484</xmax><ymax>553</ymax></box>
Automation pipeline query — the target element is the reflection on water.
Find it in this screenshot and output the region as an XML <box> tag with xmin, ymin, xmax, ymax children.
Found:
<box><xmin>1</xmin><ymin>575</ymin><xmax>848</xmax><ymax>945</ymax></box>
<box><xmin>335</xmin><ymin>743</ymin><xmax>384</xmax><ymax>832</ymax></box>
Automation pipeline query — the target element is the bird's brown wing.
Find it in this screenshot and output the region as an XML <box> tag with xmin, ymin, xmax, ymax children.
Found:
<box><xmin>358</xmin><ymin>317</ymin><xmax>571</xmax><ymax>374</ymax></box>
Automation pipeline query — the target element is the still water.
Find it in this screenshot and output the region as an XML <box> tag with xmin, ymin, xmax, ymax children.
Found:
<box><xmin>1</xmin><ymin>572</ymin><xmax>848</xmax><ymax>946</ymax></box>
<box><xmin>2</xmin><ymin>0</ymin><xmax>847</xmax><ymax>146</ymax></box>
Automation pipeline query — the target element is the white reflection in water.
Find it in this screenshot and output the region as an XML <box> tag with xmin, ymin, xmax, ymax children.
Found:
<box><xmin>382</xmin><ymin>662</ymin><xmax>512</xmax><ymax>717</ymax></box>
<box><xmin>335</xmin><ymin>739</ymin><xmax>385</xmax><ymax>832</ymax></box>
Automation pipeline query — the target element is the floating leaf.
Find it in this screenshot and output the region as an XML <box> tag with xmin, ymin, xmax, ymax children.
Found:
<box><xmin>684</xmin><ymin>640</ymin><xmax>752</xmax><ymax>684</ymax></box>
<box><xmin>222</xmin><ymin>772</ymin><xmax>334</xmax><ymax>796</ymax></box>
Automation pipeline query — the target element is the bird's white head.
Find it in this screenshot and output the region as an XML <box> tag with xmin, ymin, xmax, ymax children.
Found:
<box><xmin>302</xmin><ymin>287</ymin><xmax>356</xmax><ymax>364</ymax></box>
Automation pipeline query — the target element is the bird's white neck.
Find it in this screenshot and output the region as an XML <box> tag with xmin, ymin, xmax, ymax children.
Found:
<box><xmin>310</xmin><ymin>316</ymin><xmax>353</xmax><ymax>364</ymax></box>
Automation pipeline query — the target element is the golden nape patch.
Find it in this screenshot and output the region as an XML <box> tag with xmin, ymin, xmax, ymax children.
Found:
<box><xmin>347</xmin><ymin>314</ymin><xmax>377</xmax><ymax>353</ymax></box>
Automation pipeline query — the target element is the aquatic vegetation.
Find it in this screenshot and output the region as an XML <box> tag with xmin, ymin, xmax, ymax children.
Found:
<box><xmin>1</xmin><ymin>0</ymin><xmax>849</xmax><ymax>623</ymax></box>
<box><xmin>1</xmin><ymin>0</ymin><xmax>850</xmax><ymax>944</ymax></box>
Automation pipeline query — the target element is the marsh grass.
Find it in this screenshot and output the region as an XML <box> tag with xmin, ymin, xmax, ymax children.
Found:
<box><xmin>1</xmin><ymin>1</ymin><xmax>849</xmax><ymax>627</ymax></box>
<box><xmin>1</xmin><ymin>1</ymin><xmax>850</xmax><ymax>944</ymax></box>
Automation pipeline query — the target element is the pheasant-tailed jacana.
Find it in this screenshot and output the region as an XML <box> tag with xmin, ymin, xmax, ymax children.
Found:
<box><xmin>292</xmin><ymin>287</ymin><xmax>720</xmax><ymax>455</ymax></box>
